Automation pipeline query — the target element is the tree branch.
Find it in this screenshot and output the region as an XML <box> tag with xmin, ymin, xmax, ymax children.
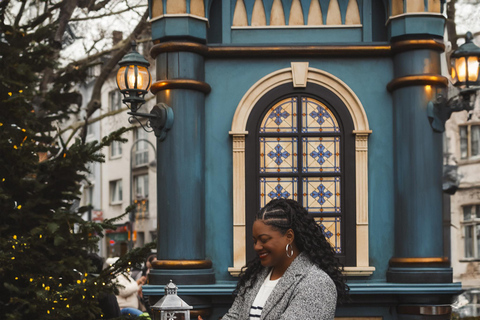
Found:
<box><xmin>30</xmin><ymin>2</ymin><xmax>64</xmax><ymax>29</ymax></box>
<box><xmin>79</xmin><ymin>8</ymin><xmax>150</xmax><ymax>142</ymax></box>
<box><xmin>70</xmin><ymin>5</ymin><xmax>146</xmax><ymax>21</ymax></box>
<box><xmin>39</xmin><ymin>0</ymin><xmax>80</xmax><ymax>99</ymax></box>
<box><xmin>62</xmin><ymin>106</ymin><xmax>128</xmax><ymax>144</ymax></box>
<box><xmin>89</xmin><ymin>0</ymin><xmax>113</xmax><ymax>12</ymax></box>
<box><xmin>13</xmin><ymin>0</ymin><xmax>27</xmax><ymax>28</ymax></box>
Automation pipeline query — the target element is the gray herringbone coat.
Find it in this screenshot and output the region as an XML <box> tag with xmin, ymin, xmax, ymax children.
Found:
<box><xmin>222</xmin><ymin>253</ymin><xmax>337</xmax><ymax>320</ymax></box>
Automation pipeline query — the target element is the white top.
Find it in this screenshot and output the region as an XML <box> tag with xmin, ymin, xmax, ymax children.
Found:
<box><xmin>249</xmin><ymin>269</ymin><xmax>280</xmax><ymax>319</ymax></box>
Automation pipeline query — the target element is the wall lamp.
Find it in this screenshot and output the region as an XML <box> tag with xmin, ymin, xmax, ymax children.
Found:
<box><xmin>428</xmin><ymin>31</ymin><xmax>480</xmax><ymax>132</ymax></box>
<box><xmin>116</xmin><ymin>42</ymin><xmax>173</xmax><ymax>141</ymax></box>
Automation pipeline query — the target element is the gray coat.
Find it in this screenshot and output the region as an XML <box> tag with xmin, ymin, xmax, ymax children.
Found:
<box><xmin>222</xmin><ymin>253</ymin><xmax>337</xmax><ymax>320</ymax></box>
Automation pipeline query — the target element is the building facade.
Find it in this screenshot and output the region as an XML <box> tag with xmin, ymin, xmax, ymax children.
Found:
<box><xmin>103</xmin><ymin>0</ymin><xmax>463</xmax><ymax>319</ymax></box>
<box><xmin>447</xmin><ymin>60</ymin><xmax>480</xmax><ymax>316</ymax></box>
<box><xmin>77</xmin><ymin>42</ymin><xmax>158</xmax><ymax>259</ymax></box>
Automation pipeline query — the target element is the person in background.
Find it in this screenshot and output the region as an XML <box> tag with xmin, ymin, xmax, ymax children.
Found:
<box><xmin>142</xmin><ymin>253</ymin><xmax>157</xmax><ymax>279</ymax></box>
<box><xmin>200</xmin><ymin>198</ymin><xmax>347</xmax><ymax>320</ymax></box>
<box><xmin>105</xmin><ymin>257</ymin><xmax>145</xmax><ymax>317</ymax></box>
<box><xmin>137</xmin><ymin>253</ymin><xmax>157</xmax><ymax>314</ymax></box>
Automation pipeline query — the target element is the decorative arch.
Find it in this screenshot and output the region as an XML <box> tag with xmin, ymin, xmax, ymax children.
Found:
<box><xmin>228</xmin><ymin>63</ymin><xmax>374</xmax><ymax>276</ymax></box>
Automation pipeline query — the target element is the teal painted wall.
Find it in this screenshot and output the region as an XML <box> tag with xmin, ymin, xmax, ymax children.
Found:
<box><xmin>203</xmin><ymin>57</ymin><xmax>395</xmax><ymax>282</ymax></box>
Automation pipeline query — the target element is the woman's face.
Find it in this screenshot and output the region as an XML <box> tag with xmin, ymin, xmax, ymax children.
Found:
<box><xmin>252</xmin><ymin>220</ymin><xmax>292</xmax><ymax>269</ymax></box>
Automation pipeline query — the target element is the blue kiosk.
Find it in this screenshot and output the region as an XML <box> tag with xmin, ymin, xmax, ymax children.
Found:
<box><xmin>140</xmin><ymin>1</ymin><xmax>463</xmax><ymax>319</ymax></box>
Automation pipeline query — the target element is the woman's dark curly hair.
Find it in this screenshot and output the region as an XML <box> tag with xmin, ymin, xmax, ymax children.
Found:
<box><xmin>235</xmin><ymin>198</ymin><xmax>348</xmax><ymax>303</ymax></box>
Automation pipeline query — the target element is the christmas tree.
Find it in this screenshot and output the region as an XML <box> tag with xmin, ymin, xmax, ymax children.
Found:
<box><xmin>0</xmin><ymin>1</ymin><xmax>153</xmax><ymax>319</ymax></box>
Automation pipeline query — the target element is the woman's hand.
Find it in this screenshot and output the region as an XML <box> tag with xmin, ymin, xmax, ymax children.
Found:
<box><xmin>197</xmin><ymin>316</ymin><xmax>204</xmax><ymax>320</ymax></box>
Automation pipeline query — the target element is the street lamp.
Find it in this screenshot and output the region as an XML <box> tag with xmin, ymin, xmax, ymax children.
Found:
<box><xmin>116</xmin><ymin>41</ymin><xmax>174</xmax><ymax>141</ymax></box>
<box><xmin>450</xmin><ymin>32</ymin><xmax>480</xmax><ymax>89</ymax></box>
<box><xmin>116</xmin><ymin>42</ymin><xmax>151</xmax><ymax>113</ymax></box>
<box><xmin>428</xmin><ymin>31</ymin><xmax>480</xmax><ymax>132</ymax></box>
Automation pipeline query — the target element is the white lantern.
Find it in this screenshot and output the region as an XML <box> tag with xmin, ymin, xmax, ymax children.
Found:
<box><xmin>151</xmin><ymin>280</ymin><xmax>193</xmax><ymax>320</ymax></box>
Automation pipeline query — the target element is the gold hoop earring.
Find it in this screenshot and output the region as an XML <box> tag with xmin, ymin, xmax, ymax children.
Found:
<box><xmin>286</xmin><ymin>243</ymin><xmax>294</xmax><ymax>258</ymax></box>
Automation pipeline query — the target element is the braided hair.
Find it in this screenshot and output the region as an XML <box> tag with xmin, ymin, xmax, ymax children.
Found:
<box><xmin>235</xmin><ymin>199</ymin><xmax>348</xmax><ymax>303</ymax></box>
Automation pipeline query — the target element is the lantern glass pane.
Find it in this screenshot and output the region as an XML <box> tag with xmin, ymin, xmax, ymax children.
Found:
<box><xmin>116</xmin><ymin>66</ymin><xmax>127</xmax><ymax>91</ymax></box>
<box><xmin>137</xmin><ymin>66</ymin><xmax>151</xmax><ymax>91</ymax></box>
<box><xmin>455</xmin><ymin>57</ymin><xmax>467</xmax><ymax>83</ymax></box>
<box><xmin>467</xmin><ymin>56</ymin><xmax>479</xmax><ymax>82</ymax></box>
<box><xmin>450</xmin><ymin>65</ymin><xmax>456</xmax><ymax>82</ymax></box>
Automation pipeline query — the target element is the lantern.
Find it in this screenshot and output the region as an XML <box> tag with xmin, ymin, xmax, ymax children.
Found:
<box><xmin>116</xmin><ymin>42</ymin><xmax>152</xmax><ymax>113</ymax></box>
<box><xmin>151</xmin><ymin>280</ymin><xmax>192</xmax><ymax>320</ymax></box>
<box><xmin>450</xmin><ymin>32</ymin><xmax>480</xmax><ymax>89</ymax></box>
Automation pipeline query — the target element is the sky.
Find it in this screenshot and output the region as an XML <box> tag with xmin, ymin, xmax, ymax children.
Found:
<box><xmin>454</xmin><ymin>0</ymin><xmax>480</xmax><ymax>38</ymax></box>
<box><xmin>59</xmin><ymin>0</ymin><xmax>147</xmax><ymax>65</ymax></box>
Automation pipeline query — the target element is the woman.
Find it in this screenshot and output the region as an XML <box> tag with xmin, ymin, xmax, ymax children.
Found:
<box><xmin>105</xmin><ymin>257</ymin><xmax>145</xmax><ymax>317</ymax></box>
<box><xmin>201</xmin><ymin>199</ymin><xmax>347</xmax><ymax>320</ymax></box>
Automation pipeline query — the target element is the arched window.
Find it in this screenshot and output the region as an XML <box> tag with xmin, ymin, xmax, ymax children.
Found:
<box><xmin>245</xmin><ymin>83</ymin><xmax>356</xmax><ymax>265</ymax></box>
<box><xmin>228</xmin><ymin>65</ymin><xmax>374</xmax><ymax>277</ymax></box>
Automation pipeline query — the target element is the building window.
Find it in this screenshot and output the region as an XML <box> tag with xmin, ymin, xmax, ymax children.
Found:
<box><xmin>110</xmin><ymin>140</ymin><xmax>123</xmax><ymax>158</ymax></box>
<box><xmin>109</xmin><ymin>90</ymin><xmax>123</xmax><ymax>112</ymax></box>
<box><xmin>110</xmin><ymin>180</ymin><xmax>123</xmax><ymax>204</ymax></box>
<box><xmin>134</xmin><ymin>174</ymin><xmax>149</xmax><ymax>199</ymax></box>
<box><xmin>460</xmin><ymin>124</ymin><xmax>480</xmax><ymax>160</ymax></box>
<box><xmin>134</xmin><ymin>174</ymin><xmax>149</xmax><ymax>219</ymax></box>
<box><xmin>464</xmin><ymin>205</ymin><xmax>480</xmax><ymax>259</ymax></box>
<box><xmin>134</xmin><ymin>127</ymin><xmax>149</xmax><ymax>167</ymax></box>
<box><xmin>83</xmin><ymin>185</ymin><xmax>93</xmax><ymax>207</ymax></box>
<box><xmin>245</xmin><ymin>84</ymin><xmax>356</xmax><ymax>266</ymax></box>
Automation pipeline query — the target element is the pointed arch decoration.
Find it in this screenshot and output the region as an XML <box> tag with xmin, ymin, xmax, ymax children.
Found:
<box><xmin>233</xmin><ymin>0</ymin><xmax>248</xmax><ymax>26</ymax></box>
<box><xmin>252</xmin><ymin>0</ymin><xmax>267</xmax><ymax>26</ymax></box>
<box><xmin>229</xmin><ymin>63</ymin><xmax>374</xmax><ymax>277</ymax></box>
<box><xmin>288</xmin><ymin>0</ymin><xmax>304</xmax><ymax>26</ymax></box>
<box><xmin>307</xmin><ymin>0</ymin><xmax>323</xmax><ymax>25</ymax></box>
<box><xmin>326</xmin><ymin>0</ymin><xmax>341</xmax><ymax>25</ymax></box>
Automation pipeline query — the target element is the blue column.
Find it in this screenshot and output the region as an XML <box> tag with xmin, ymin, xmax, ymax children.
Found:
<box><xmin>386</xmin><ymin>13</ymin><xmax>452</xmax><ymax>284</ymax></box>
<box><xmin>147</xmin><ymin>1</ymin><xmax>215</xmax><ymax>293</ymax></box>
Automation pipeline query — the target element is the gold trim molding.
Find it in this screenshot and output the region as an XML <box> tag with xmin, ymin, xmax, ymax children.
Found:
<box><xmin>391</xmin><ymin>39</ymin><xmax>445</xmax><ymax>53</ymax></box>
<box><xmin>152</xmin><ymin>259</ymin><xmax>213</xmax><ymax>269</ymax></box>
<box><xmin>387</xmin><ymin>75</ymin><xmax>448</xmax><ymax>92</ymax></box>
<box><xmin>150</xmin><ymin>41</ymin><xmax>391</xmax><ymax>59</ymax></box>
<box><xmin>150</xmin><ymin>79</ymin><xmax>211</xmax><ymax>94</ymax></box>
<box><xmin>389</xmin><ymin>257</ymin><xmax>450</xmax><ymax>266</ymax></box>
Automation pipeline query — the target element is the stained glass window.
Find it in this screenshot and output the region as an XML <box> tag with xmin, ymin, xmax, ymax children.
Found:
<box><xmin>258</xmin><ymin>96</ymin><xmax>343</xmax><ymax>253</ymax></box>
<box><xmin>314</xmin><ymin>217</ymin><xmax>341</xmax><ymax>253</ymax></box>
<box><xmin>302</xmin><ymin>97</ymin><xmax>339</xmax><ymax>133</ymax></box>
<box><xmin>260</xmin><ymin>97</ymin><xmax>297</xmax><ymax>133</ymax></box>
<box><xmin>260</xmin><ymin>137</ymin><xmax>298</xmax><ymax>173</ymax></box>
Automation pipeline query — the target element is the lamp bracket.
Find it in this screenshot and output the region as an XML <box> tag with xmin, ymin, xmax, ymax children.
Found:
<box><xmin>427</xmin><ymin>88</ymin><xmax>478</xmax><ymax>132</ymax></box>
<box><xmin>127</xmin><ymin>103</ymin><xmax>174</xmax><ymax>141</ymax></box>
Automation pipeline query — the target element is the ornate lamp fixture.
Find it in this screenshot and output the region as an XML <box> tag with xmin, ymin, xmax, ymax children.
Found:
<box><xmin>150</xmin><ymin>280</ymin><xmax>192</xmax><ymax>320</ymax></box>
<box><xmin>116</xmin><ymin>42</ymin><xmax>173</xmax><ymax>141</ymax></box>
<box><xmin>450</xmin><ymin>32</ymin><xmax>480</xmax><ymax>89</ymax></box>
<box><xmin>428</xmin><ymin>31</ymin><xmax>480</xmax><ymax>132</ymax></box>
